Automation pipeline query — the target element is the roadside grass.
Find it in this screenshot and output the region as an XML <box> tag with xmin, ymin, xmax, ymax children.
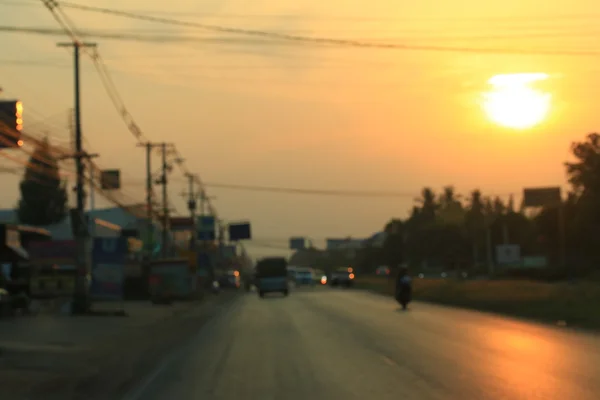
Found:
<box><xmin>354</xmin><ymin>275</ymin><xmax>600</xmax><ymax>330</ymax></box>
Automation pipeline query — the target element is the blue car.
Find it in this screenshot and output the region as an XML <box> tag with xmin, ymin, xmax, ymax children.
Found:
<box><xmin>293</xmin><ymin>268</ymin><xmax>315</xmax><ymax>286</ymax></box>
<box><xmin>255</xmin><ymin>257</ymin><xmax>289</xmax><ymax>298</ymax></box>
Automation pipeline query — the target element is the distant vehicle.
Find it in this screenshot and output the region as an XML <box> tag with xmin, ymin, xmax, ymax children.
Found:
<box><xmin>375</xmin><ymin>266</ymin><xmax>391</xmax><ymax>276</ymax></box>
<box><xmin>217</xmin><ymin>270</ymin><xmax>241</xmax><ymax>289</ymax></box>
<box><xmin>329</xmin><ymin>267</ymin><xmax>355</xmax><ymax>288</ymax></box>
<box><xmin>255</xmin><ymin>257</ymin><xmax>289</xmax><ymax>298</ymax></box>
<box><xmin>292</xmin><ymin>267</ymin><xmax>314</xmax><ymax>286</ymax></box>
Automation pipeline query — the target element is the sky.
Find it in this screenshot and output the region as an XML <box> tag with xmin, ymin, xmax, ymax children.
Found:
<box><xmin>0</xmin><ymin>0</ymin><xmax>599</xmax><ymax>257</ymax></box>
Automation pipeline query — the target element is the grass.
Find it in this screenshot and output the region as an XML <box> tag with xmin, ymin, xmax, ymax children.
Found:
<box><xmin>354</xmin><ymin>275</ymin><xmax>600</xmax><ymax>330</ymax></box>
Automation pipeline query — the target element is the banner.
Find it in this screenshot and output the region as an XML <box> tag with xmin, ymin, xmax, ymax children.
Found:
<box><xmin>91</xmin><ymin>237</ymin><xmax>127</xmax><ymax>300</ymax></box>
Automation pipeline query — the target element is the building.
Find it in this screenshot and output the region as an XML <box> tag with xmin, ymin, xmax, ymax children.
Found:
<box><xmin>0</xmin><ymin>205</ymin><xmax>164</xmax><ymax>246</ymax></box>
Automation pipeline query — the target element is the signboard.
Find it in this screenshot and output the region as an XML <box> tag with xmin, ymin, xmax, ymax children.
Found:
<box><xmin>150</xmin><ymin>260</ymin><xmax>192</xmax><ymax>297</ymax></box>
<box><xmin>221</xmin><ymin>245</ymin><xmax>237</xmax><ymax>260</ymax></box>
<box><xmin>91</xmin><ymin>237</ymin><xmax>127</xmax><ymax>300</ymax></box>
<box><xmin>5</xmin><ymin>228</ymin><xmax>20</xmax><ymax>248</ymax></box>
<box><xmin>290</xmin><ymin>237</ymin><xmax>306</xmax><ymax>250</ymax></box>
<box><xmin>170</xmin><ymin>217</ymin><xmax>193</xmax><ymax>232</ymax></box>
<box><xmin>197</xmin><ymin>215</ymin><xmax>216</xmax><ymax>241</ymax></box>
<box><xmin>495</xmin><ymin>244</ymin><xmax>521</xmax><ymax>265</ymax></box>
<box><xmin>29</xmin><ymin>240</ymin><xmax>77</xmax><ymax>265</ymax></box>
<box><xmin>197</xmin><ymin>251</ymin><xmax>212</xmax><ymax>277</ymax></box>
<box><xmin>0</xmin><ymin>100</ymin><xmax>23</xmax><ymax>148</ymax></box>
<box><xmin>326</xmin><ymin>238</ymin><xmax>364</xmax><ymax>250</ymax></box>
<box><xmin>100</xmin><ymin>169</ymin><xmax>120</xmax><ymax>190</ymax></box>
<box><xmin>522</xmin><ymin>187</ymin><xmax>561</xmax><ymax>208</ymax></box>
<box><xmin>121</xmin><ymin>228</ymin><xmax>139</xmax><ymax>238</ymax></box>
<box><xmin>228</xmin><ymin>222</ymin><xmax>251</xmax><ymax>241</ymax></box>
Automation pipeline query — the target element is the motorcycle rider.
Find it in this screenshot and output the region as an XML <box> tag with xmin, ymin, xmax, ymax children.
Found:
<box><xmin>395</xmin><ymin>265</ymin><xmax>412</xmax><ymax>307</ymax></box>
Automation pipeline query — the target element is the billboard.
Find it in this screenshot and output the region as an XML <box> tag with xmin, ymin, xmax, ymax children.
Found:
<box><xmin>197</xmin><ymin>215</ymin><xmax>216</xmax><ymax>241</ymax></box>
<box><xmin>522</xmin><ymin>187</ymin><xmax>561</xmax><ymax>208</ymax></box>
<box><xmin>326</xmin><ymin>238</ymin><xmax>365</xmax><ymax>250</ymax></box>
<box><xmin>28</xmin><ymin>240</ymin><xmax>77</xmax><ymax>264</ymax></box>
<box><xmin>149</xmin><ymin>260</ymin><xmax>193</xmax><ymax>297</ymax></box>
<box><xmin>91</xmin><ymin>237</ymin><xmax>127</xmax><ymax>300</ymax></box>
<box><xmin>496</xmin><ymin>244</ymin><xmax>520</xmax><ymax>265</ymax></box>
<box><xmin>0</xmin><ymin>100</ymin><xmax>23</xmax><ymax>148</ymax></box>
<box><xmin>100</xmin><ymin>169</ymin><xmax>120</xmax><ymax>190</ymax></box>
<box><xmin>290</xmin><ymin>237</ymin><xmax>306</xmax><ymax>250</ymax></box>
<box><xmin>221</xmin><ymin>244</ymin><xmax>237</xmax><ymax>260</ymax></box>
<box><xmin>197</xmin><ymin>250</ymin><xmax>212</xmax><ymax>277</ymax></box>
<box><xmin>170</xmin><ymin>217</ymin><xmax>193</xmax><ymax>232</ymax></box>
<box><xmin>228</xmin><ymin>222</ymin><xmax>251</xmax><ymax>241</ymax></box>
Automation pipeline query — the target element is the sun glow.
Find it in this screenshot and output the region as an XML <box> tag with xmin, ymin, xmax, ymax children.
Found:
<box><xmin>481</xmin><ymin>73</ymin><xmax>551</xmax><ymax>130</ymax></box>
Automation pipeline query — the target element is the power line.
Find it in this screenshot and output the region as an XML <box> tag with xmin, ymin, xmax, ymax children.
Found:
<box><xmin>6</xmin><ymin>0</ymin><xmax>600</xmax><ymax>23</ymax></box>
<box><xmin>40</xmin><ymin>0</ymin><xmax>219</xmax><ymax>223</ymax></box>
<box><xmin>54</xmin><ymin>1</ymin><xmax>600</xmax><ymax>57</ymax></box>
<box><xmin>194</xmin><ymin>181</ymin><xmax>516</xmax><ymax>199</ymax></box>
<box><xmin>3</xmin><ymin>24</ymin><xmax>599</xmax><ymax>43</ymax></box>
<box><xmin>201</xmin><ymin>182</ymin><xmax>418</xmax><ymax>197</ymax></box>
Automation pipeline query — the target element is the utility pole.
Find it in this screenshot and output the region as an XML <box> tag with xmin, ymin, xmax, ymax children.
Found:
<box><xmin>86</xmin><ymin>156</ymin><xmax>99</xmax><ymax>236</ymax></box>
<box><xmin>199</xmin><ymin>190</ymin><xmax>216</xmax><ymax>216</ymax></box>
<box><xmin>137</xmin><ymin>142</ymin><xmax>173</xmax><ymax>258</ymax></box>
<box><xmin>137</xmin><ymin>142</ymin><xmax>157</xmax><ymax>258</ymax></box>
<box><xmin>185</xmin><ymin>174</ymin><xmax>198</xmax><ymax>250</ymax></box>
<box><xmin>57</xmin><ymin>40</ymin><xmax>96</xmax><ymax>314</ymax></box>
<box><xmin>160</xmin><ymin>143</ymin><xmax>169</xmax><ymax>257</ymax></box>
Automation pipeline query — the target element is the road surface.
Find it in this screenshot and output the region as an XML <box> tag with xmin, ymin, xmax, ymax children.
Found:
<box><xmin>124</xmin><ymin>288</ymin><xmax>600</xmax><ymax>400</ymax></box>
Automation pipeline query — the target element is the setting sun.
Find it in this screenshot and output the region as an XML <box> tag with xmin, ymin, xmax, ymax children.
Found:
<box><xmin>481</xmin><ymin>73</ymin><xmax>551</xmax><ymax>130</ymax></box>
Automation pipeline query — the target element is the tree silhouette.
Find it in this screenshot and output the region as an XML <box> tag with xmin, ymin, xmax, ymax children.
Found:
<box><xmin>17</xmin><ymin>138</ymin><xmax>68</xmax><ymax>226</ymax></box>
<box><xmin>356</xmin><ymin>132</ymin><xmax>600</xmax><ymax>278</ymax></box>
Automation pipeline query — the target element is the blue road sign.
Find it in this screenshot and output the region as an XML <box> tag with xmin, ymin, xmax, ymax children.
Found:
<box><xmin>197</xmin><ymin>215</ymin><xmax>216</xmax><ymax>241</ymax></box>
<box><xmin>91</xmin><ymin>237</ymin><xmax>127</xmax><ymax>300</ymax></box>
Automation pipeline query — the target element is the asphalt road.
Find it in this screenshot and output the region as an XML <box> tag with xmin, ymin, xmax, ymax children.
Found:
<box><xmin>124</xmin><ymin>287</ymin><xmax>600</xmax><ymax>400</ymax></box>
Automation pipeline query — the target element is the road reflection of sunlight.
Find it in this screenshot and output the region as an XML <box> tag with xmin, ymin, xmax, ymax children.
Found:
<box><xmin>476</xmin><ymin>327</ymin><xmax>584</xmax><ymax>399</ymax></box>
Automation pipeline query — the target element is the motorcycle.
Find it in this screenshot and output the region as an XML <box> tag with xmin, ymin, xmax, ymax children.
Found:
<box><xmin>395</xmin><ymin>281</ymin><xmax>412</xmax><ymax>310</ymax></box>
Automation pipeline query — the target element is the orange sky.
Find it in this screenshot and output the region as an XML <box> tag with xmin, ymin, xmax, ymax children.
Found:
<box><xmin>1</xmin><ymin>0</ymin><xmax>599</xmax><ymax>256</ymax></box>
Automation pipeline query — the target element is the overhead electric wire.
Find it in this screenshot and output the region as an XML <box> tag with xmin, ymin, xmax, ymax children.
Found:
<box><xmin>53</xmin><ymin>1</ymin><xmax>600</xmax><ymax>57</ymax></box>
<box><xmin>0</xmin><ymin>118</ymin><xmax>152</xmax><ymax>215</ymax></box>
<box><xmin>39</xmin><ymin>0</ymin><xmax>220</xmax><ymax>223</ymax></box>
<box><xmin>2</xmin><ymin>24</ymin><xmax>599</xmax><ymax>44</ymax></box>
<box><xmin>6</xmin><ymin>0</ymin><xmax>600</xmax><ymax>23</ymax></box>
<box><xmin>202</xmin><ymin>182</ymin><xmax>429</xmax><ymax>198</ymax></box>
<box><xmin>197</xmin><ymin>182</ymin><xmax>517</xmax><ymax>199</ymax></box>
